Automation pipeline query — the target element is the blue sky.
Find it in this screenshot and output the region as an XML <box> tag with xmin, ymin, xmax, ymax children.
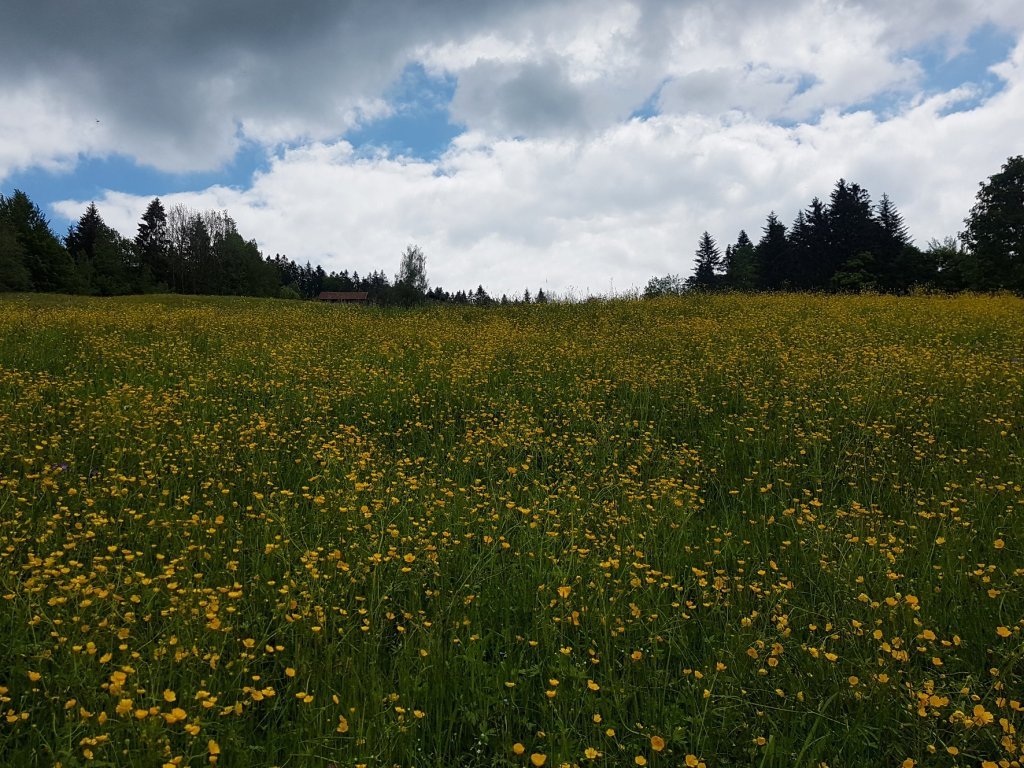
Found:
<box><xmin>2</xmin><ymin>0</ymin><xmax>1022</xmax><ymax>294</ymax></box>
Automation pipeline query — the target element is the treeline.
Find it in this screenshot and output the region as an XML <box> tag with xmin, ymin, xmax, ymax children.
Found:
<box><xmin>2</xmin><ymin>155</ymin><xmax>1022</xmax><ymax>302</ymax></box>
<box><xmin>648</xmin><ymin>156</ymin><xmax>1024</xmax><ymax>296</ymax></box>
<box><xmin>0</xmin><ymin>194</ymin><xmax>549</xmax><ymax>305</ymax></box>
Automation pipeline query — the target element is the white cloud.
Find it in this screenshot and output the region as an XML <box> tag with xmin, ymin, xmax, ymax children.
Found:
<box><xmin>6</xmin><ymin>0</ymin><xmax>1020</xmax><ymax>178</ymax></box>
<box><xmin>7</xmin><ymin>1</ymin><xmax>1024</xmax><ymax>296</ymax></box>
<box><xmin>54</xmin><ymin>38</ymin><xmax>1024</xmax><ymax>297</ymax></box>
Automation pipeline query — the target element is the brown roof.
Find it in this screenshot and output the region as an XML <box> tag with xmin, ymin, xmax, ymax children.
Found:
<box><xmin>317</xmin><ymin>291</ymin><xmax>368</xmax><ymax>302</ymax></box>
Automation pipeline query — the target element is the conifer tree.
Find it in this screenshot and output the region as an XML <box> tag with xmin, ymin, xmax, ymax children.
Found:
<box><xmin>0</xmin><ymin>190</ymin><xmax>79</xmax><ymax>292</ymax></box>
<box><xmin>724</xmin><ymin>230</ymin><xmax>757</xmax><ymax>290</ymax></box>
<box><xmin>755</xmin><ymin>213</ymin><xmax>788</xmax><ymax>290</ymax></box>
<box><xmin>135</xmin><ymin>197</ymin><xmax>170</xmax><ymax>290</ymax></box>
<box><xmin>688</xmin><ymin>231</ymin><xmax>722</xmax><ymax>290</ymax></box>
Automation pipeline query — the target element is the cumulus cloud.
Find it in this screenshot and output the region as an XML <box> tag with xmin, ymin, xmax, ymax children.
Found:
<box><xmin>54</xmin><ymin>37</ymin><xmax>1024</xmax><ymax>296</ymax></box>
<box><xmin>11</xmin><ymin>0</ymin><xmax>1024</xmax><ymax>294</ymax></box>
<box><xmin>5</xmin><ymin>0</ymin><xmax>1019</xmax><ymax>178</ymax></box>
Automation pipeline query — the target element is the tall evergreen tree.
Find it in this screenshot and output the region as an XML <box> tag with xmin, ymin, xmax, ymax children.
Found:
<box><xmin>874</xmin><ymin>194</ymin><xmax>934</xmax><ymax>291</ymax></box>
<box><xmin>788</xmin><ymin>198</ymin><xmax>829</xmax><ymax>289</ymax></box>
<box><xmin>960</xmin><ymin>155</ymin><xmax>1024</xmax><ymax>292</ymax></box>
<box><xmin>723</xmin><ymin>230</ymin><xmax>757</xmax><ymax>290</ymax></box>
<box><xmin>755</xmin><ymin>212</ymin><xmax>788</xmax><ymax>290</ymax></box>
<box><xmin>688</xmin><ymin>231</ymin><xmax>722</xmax><ymax>290</ymax></box>
<box><xmin>0</xmin><ymin>190</ymin><xmax>79</xmax><ymax>292</ymax></box>
<box><xmin>0</xmin><ymin>219</ymin><xmax>32</xmax><ymax>291</ymax></box>
<box><xmin>66</xmin><ymin>202</ymin><xmax>134</xmax><ymax>295</ymax></box>
<box><xmin>134</xmin><ymin>198</ymin><xmax>170</xmax><ymax>290</ymax></box>
<box><xmin>827</xmin><ymin>180</ymin><xmax>880</xmax><ymax>289</ymax></box>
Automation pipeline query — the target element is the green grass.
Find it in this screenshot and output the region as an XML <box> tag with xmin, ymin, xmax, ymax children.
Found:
<box><xmin>0</xmin><ymin>292</ymin><xmax>1022</xmax><ymax>767</ymax></box>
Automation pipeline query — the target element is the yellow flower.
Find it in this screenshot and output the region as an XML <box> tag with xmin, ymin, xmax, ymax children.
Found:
<box><xmin>512</xmin><ymin>743</ymin><xmax>526</xmax><ymax>756</ymax></box>
<box><xmin>208</xmin><ymin>740</ymin><xmax>220</xmax><ymax>755</ymax></box>
<box><xmin>584</xmin><ymin>747</ymin><xmax>600</xmax><ymax>759</ymax></box>
<box><xmin>994</xmin><ymin>538</ymin><xmax>1005</xmax><ymax>549</ymax></box>
<box><xmin>901</xmin><ymin>760</ymin><xmax>915</xmax><ymax>768</ymax></box>
<box><xmin>557</xmin><ymin>585</ymin><xmax>571</xmax><ymax>598</ymax></box>
<box><xmin>650</xmin><ymin>735</ymin><xmax>665</xmax><ymax>752</ymax></box>
<box><xmin>530</xmin><ymin>753</ymin><xmax>547</xmax><ymax>767</ymax></box>
<box><xmin>996</xmin><ymin>626</ymin><xmax>1011</xmax><ymax>638</ymax></box>
<box><xmin>336</xmin><ymin>715</ymin><xmax>349</xmax><ymax>733</ymax></box>
<box><xmin>27</xmin><ymin>671</ymin><xmax>41</xmax><ymax>682</ymax></box>
<box><xmin>163</xmin><ymin>690</ymin><xmax>177</xmax><ymax>703</ymax></box>
<box><xmin>634</xmin><ymin>757</ymin><xmax>647</xmax><ymax>767</ymax></box>
<box><xmin>587</xmin><ymin>680</ymin><xmax>600</xmax><ymax>691</ymax></box>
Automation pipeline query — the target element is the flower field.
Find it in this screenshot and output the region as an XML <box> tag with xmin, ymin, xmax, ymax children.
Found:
<box><xmin>0</xmin><ymin>292</ymin><xmax>1022</xmax><ymax>768</ymax></box>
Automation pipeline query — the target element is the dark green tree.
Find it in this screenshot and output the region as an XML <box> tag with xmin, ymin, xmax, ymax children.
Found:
<box><xmin>928</xmin><ymin>236</ymin><xmax>967</xmax><ymax>292</ymax></box>
<box><xmin>827</xmin><ymin>180</ymin><xmax>880</xmax><ymax>289</ymax></box>
<box><xmin>644</xmin><ymin>274</ymin><xmax>686</xmax><ymax>297</ymax></box>
<box><xmin>0</xmin><ymin>190</ymin><xmax>79</xmax><ymax>292</ymax></box>
<box><xmin>723</xmin><ymin>230</ymin><xmax>757</xmax><ymax>290</ymax></box>
<box><xmin>874</xmin><ymin>194</ymin><xmax>934</xmax><ymax>291</ymax></box>
<box><xmin>755</xmin><ymin>212</ymin><xmax>788</xmax><ymax>290</ymax></box>
<box><xmin>135</xmin><ymin>198</ymin><xmax>170</xmax><ymax>290</ymax></box>
<box><xmin>687</xmin><ymin>231</ymin><xmax>722</xmax><ymax>290</ymax></box>
<box><xmin>66</xmin><ymin>202</ymin><xmax>135</xmax><ymax>295</ymax></box>
<box><xmin>0</xmin><ymin>219</ymin><xmax>32</xmax><ymax>291</ymax></box>
<box><xmin>788</xmin><ymin>198</ymin><xmax>829</xmax><ymax>289</ymax></box>
<box><xmin>960</xmin><ymin>155</ymin><xmax>1024</xmax><ymax>292</ymax></box>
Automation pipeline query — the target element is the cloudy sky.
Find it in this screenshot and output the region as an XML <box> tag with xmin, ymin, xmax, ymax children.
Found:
<box><xmin>2</xmin><ymin>1</ymin><xmax>1022</xmax><ymax>296</ymax></box>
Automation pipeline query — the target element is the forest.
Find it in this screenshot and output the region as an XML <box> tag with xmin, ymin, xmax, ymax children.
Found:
<box><xmin>1</xmin><ymin>155</ymin><xmax>1022</xmax><ymax>303</ymax></box>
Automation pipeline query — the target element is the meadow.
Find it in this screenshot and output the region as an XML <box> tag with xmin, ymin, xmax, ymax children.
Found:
<box><xmin>0</xmin><ymin>292</ymin><xmax>1022</xmax><ymax>768</ymax></box>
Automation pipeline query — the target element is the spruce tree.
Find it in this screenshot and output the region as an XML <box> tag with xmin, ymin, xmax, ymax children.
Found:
<box><xmin>755</xmin><ymin>213</ymin><xmax>788</xmax><ymax>290</ymax></box>
<box><xmin>0</xmin><ymin>219</ymin><xmax>32</xmax><ymax>291</ymax></box>
<box><xmin>827</xmin><ymin>180</ymin><xmax>880</xmax><ymax>289</ymax></box>
<box><xmin>66</xmin><ymin>202</ymin><xmax>134</xmax><ymax>295</ymax></box>
<box><xmin>135</xmin><ymin>198</ymin><xmax>170</xmax><ymax>290</ymax></box>
<box><xmin>0</xmin><ymin>190</ymin><xmax>79</xmax><ymax>292</ymax></box>
<box><xmin>688</xmin><ymin>231</ymin><xmax>722</xmax><ymax>291</ymax></box>
<box><xmin>724</xmin><ymin>230</ymin><xmax>757</xmax><ymax>290</ymax></box>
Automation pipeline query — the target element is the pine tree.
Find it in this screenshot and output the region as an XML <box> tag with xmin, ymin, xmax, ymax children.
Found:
<box><xmin>135</xmin><ymin>197</ymin><xmax>170</xmax><ymax>290</ymax></box>
<box><xmin>874</xmin><ymin>194</ymin><xmax>933</xmax><ymax>292</ymax></box>
<box><xmin>755</xmin><ymin>213</ymin><xmax>788</xmax><ymax>290</ymax></box>
<box><xmin>787</xmin><ymin>198</ymin><xmax>829</xmax><ymax>289</ymax></box>
<box><xmin>66</xmin><ymin>202</ymin><xmax>134</xmax><ymax>295</ymax></box>
<box><xmin>0</xmin><ymin>219</ymin><xmax>32</xmax><ymax>291</ymax></box>
<box><xmin>827</xmin><ymin>180</ymin><xmax>881</xmax><ymax>290</ymax></box>
<box><xmin>688</xmin><ymin>231</ymin><xmax>722</xmax><ymax>290</ymax></box>
<box><xmin>0</xmin><ymin>190</ymin><xmax>79</xmax><ymax>292</ymax></box>
<box><xmin>724</xmin><ymin>230</ymin><xmax>757</xmax><ymax>290</ymax></box>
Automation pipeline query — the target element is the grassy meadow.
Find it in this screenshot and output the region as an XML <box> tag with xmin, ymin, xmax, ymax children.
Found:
<box><xmin>0</xmin><ymin>292</ymin><xmax>1022</xmax><ymax>768</ymax></box>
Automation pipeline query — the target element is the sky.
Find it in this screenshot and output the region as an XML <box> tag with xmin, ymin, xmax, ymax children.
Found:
<box><xmin>1</xmin><ymin>1</ymin><xmax>1022</xmax><ymax>297</ymax></box>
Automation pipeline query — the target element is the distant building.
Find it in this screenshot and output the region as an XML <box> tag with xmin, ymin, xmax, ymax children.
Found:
<box><xmin>316</xmin><ymin>291</ymin><xmax>369</xmax><ymax>304</ymax></box>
